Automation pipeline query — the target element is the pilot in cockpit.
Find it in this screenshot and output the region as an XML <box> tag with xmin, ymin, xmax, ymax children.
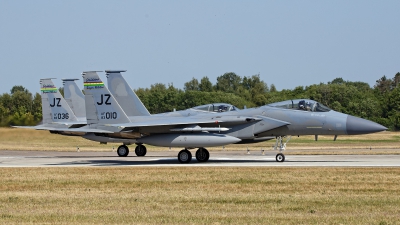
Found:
<box><xmin>298</xmin><ymin>100</ymin><xmax>312</xmax><ymax>111</ymax></box>
<box><xmin>218</xmin><ymin>105</ymin><xmax>227</xmax><ymax>112</ymax></box>
<box><xmin>299</xmin><ymin>100</ymin><xmax>306</xmax><ymax>110</ymax></box>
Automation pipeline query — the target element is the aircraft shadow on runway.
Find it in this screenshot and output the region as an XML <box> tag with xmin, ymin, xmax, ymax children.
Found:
<box><xmin>44</xmin><ymin>157</ymin><xmax>356</xmax><ymax>166</ymax></box>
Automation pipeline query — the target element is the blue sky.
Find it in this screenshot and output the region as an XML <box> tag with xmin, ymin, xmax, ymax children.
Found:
<box><xmin>1</xmin><ymin>0</ymin><xmax>399</xmax><ymax>94</ymax></box>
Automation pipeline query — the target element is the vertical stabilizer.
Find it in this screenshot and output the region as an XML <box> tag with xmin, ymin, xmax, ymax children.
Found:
<box><xmin>40</xmin><ymin>78</ymin><xmax>78</xmax><ymax>123</ymax></box>
<box><xmin>106</xmin><ymin>70</ymin><xmax>151</xmax><ymax>117</ymax></box>
<box><xmin>82</xmin><ymin>71</ymin><xmax>131</xmax><ymax>125</ymax></box>
<box><xmin>62</xmin><ymin>79</ymin><xmax>86</xmax><ymax>120</ymax></box>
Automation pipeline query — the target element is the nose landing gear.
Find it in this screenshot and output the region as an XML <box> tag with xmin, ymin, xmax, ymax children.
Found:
<box><xmin>273</xmin><ymin>136</ymin><xmax>291</xmax><ymax>162</ymax></box>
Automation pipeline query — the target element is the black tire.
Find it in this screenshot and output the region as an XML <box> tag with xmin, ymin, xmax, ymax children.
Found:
<box><xmin>276</xmin><ymin>153</ymin><xmax>285</xmax><ymax>162</ymax></box>
<box><xmin>195</xmin><ymin>148</ymin><xmax>210</xmax><ymax>162</ymax></box>
<box><xmin>178</xmin><ymin>149</ymin><xmax>192</xmax><ymax>163</ymax></box>
<box><xmin>135</xmin><ymin>144</ymin><xmax>147</xmax><ymax>157</ymax></box>
<box><xmin>117</xmin><ymin>145</ymin><xmax>129</xmax><ymax>157</ymax></box>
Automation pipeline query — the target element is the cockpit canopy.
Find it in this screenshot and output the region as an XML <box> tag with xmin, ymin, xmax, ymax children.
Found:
<box><xmin>192</xmin><ymin>103</ymin><xmax>238</xmax><ymax>112</ymax></box>
<box><xmin>267</xmin><ymin>99</ymin><xmax>331</xmax><ymax>112</ymax></box>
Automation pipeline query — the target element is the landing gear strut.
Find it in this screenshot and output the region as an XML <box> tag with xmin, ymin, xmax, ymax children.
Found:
<box><xmin>135</xmin><ymin>144</ymin><xmax>147</xmax><ymax>156</ymax></box>
<box><xmin>195</xmin><ymin>148</ymin><xmax>210</xmax><ymax>162</ymax></box>
<box><xmin>273</xmin><ymin>136</ymin><xmax>291</xmax><ymax>162</ymax></box>
<box><xmin>178</xmin><ymin>149</ymin><xmax>192</xmax><ymax>163</ymax></box>
<box><xmin>117</xmin><ymin>145</ymin><xmax>129</xmax><ymax>157</ymax></box>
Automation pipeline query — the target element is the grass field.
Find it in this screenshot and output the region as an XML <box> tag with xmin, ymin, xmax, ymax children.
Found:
<box><xmin>1</xmin><ymin>128</ymin><xmax>399</xmax><ymax>155</ymax></box>
<box><xmin>1</xmin><ymin>128</ymin><xmax>400</xmax><ymax>224</ymax></box>
<box><xmin>0</xmin><ymin>167</ymin><xmax>399</xmax><ymax>224</ymax></box>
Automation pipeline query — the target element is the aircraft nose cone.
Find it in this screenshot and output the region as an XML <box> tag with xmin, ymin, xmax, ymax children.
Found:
<box><xmin>346</xmin><ymin>115</ymin><xmax>387</xmax><ymax>135</ymax></box>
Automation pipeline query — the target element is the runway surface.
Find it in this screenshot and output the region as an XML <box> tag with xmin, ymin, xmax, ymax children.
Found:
<box><xmin>1</xmin><ymin>150</ymin><xmax>400</xmax><ymax>167</ymax></box>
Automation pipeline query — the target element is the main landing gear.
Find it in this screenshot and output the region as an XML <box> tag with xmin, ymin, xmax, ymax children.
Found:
<box><xmin>195</xmin><ymin>147</ymin><xmax>210</xmax><ymax>162</ymax></box>
<box><xmin>117</xmin><ymin>144</ymin><xmax>147</xmax><ymax>157</ymax></box>
<box><xmin>117</xmin><ymin>145</ymin><xmax>129</xmax><ymax>157</ymax></box>
<box><xmin>273</xmin><ymin>136</ymin><xmax>291</xmax><ymax>162</ymax></box>
<box><xmin>178</xmin><ymin>149</ymin><xmax>192</xmax><ymax>163</ymax></box>
<box><xmin>177</xmin><ymin>148</ymin><xmax>210</xmax><ymax>163</ymax></box>
<box><xmin>135</xmin><ymin>144</ymin><xmax>147</xmax><ymax>156</ymax></box>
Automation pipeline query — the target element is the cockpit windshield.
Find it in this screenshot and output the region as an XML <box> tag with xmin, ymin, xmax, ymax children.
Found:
<box><xmin>267</xmin><ymin>99</ymin><xmax>331</xmax><ymax>112</ymax></box>
<box><xmin>192</xmin><ymin>103</ymin><xmax>238</xmax><ymax>112</ymax></box>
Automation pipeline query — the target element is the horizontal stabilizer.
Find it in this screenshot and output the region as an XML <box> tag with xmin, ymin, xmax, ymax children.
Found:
<box><xmin>48</xmin><ymin>127</ymin><xmax>115</xmax><ymax>133</ymax></box>
<box><xmin>11</xmin><ymin>126</ymin><xmax>38</xmax><ymax>129</ymax></box>
<box><xmin>12</xmin><ymin>123</ymin><xmax>82</xmax><ymax>130</ymax></box>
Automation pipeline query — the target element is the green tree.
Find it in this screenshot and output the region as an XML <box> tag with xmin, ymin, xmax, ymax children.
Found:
<box><xmin>374</xmin><ymin>75</ymin><xmax>392</xmax><ymax>94</ymax></box>
<box><xmin>199</xmin><ymin>76</ymin><xmax>213</xmax><ymax>92</ymax></box>
<box><xmin>11</xmin><ymin>90</ymin><xmax>32</xmax><ymax>115</ymax></box>
<box><xmin>215</xmin><ymin>72</ymin><xmax>242</xmax><ymax>93</ymax></box>
<box><xmin>329</xmin><ymin>77</ymin><xmax>345</xmax><ymax>85</ymax></box>
<box><xmin>393</xmin><ymin>72</ymin><xmax>400</xmax><ymax>89</ymax></box>
<box><xmin>386</xmin><ymin>86</ymin><xmax>400</xmax><ymax>130</ymax></box>
<box><xmin>184</xmin><ymin>78</ymin><xmax>199</xmax><ymax>91</ymax></box>
<box><xmin>10</xmin><ymin>85</ymin><xmax>28</xmax><ymax>94</ymax></box>
<box><xmin>32</xmin><ymin>93</ymin><xmax>42</xmax><ymax>122</ymax></box>
<box><xmin>0</xmin><ymin>86</ymin><xmax>42</xmax><ymax>126</ymax></box>
<box><xmin>269</xmin><ymin>84</ymin><xmax>277</xmax><ymax>92</ymax></box>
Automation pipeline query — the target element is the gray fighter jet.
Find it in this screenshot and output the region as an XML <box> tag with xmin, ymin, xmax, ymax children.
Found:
<box><xmin>70</xmin><ymin>71</ymin><xmax>386</xmax><ymax>163</ymax></box>
<box><xmin>16</xmin><ymin>72</ymin><xmax>387</xmax><ymax>163</ymax></box>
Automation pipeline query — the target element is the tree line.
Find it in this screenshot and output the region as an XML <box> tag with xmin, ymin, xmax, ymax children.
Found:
<box><xmin>1</xmin><ymin>72</ymin><xmax>400</xmax><ymax>130</ymax></box>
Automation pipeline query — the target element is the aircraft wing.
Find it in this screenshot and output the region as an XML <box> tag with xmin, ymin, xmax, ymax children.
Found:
<box><xmin>38</xmin><ymin>115</ymin><xmax>260</xmax><ymax>134</ymax></box>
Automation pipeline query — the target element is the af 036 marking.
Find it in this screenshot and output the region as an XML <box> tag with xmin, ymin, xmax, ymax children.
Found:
<box><xmin>53</xmin><ymin>113</ymin><xmax>69</xmax><ymax>120</ymax></box>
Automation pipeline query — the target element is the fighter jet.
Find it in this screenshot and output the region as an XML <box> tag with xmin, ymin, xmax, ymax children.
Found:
<box><xmin>18</xmin><ymin>72</ymin><xmax>387</xmax><ymax>163</ymax></box>
<box><xmin>72</xmin><ymin>71</ymin><xmax>386</xmax><ymax>163</ymax></box>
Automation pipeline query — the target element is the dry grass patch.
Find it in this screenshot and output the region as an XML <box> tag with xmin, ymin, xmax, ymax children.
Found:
<box><xmin>0</xmin><ymin>128</ymin><xmax>115</xmax><ymax>151</ymax></box>
<box><xmin>0</xmin><ymin>167</ymin><xmax>400</xmax><ymax>224</ymax></box>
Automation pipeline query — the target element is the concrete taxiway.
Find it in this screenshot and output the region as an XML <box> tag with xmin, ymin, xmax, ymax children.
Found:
<box><xmin>1</xmin><ymin>150</ymin><xmax>400</xmax><ymax>167</ymax></box>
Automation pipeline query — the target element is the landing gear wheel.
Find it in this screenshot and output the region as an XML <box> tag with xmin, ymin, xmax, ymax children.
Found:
<box><xmin>178</xmin><ymin>149</ymin><xmax>192</xmax><ymax>163</ymax></box>
<box><xmin>276</xmin><ymin>153</ymin><xmax>285</xmax><ymax>162</ymax></box>
<box><xmin>117</xmin><ymin>145</ymin><xmax>129</xmax><ymax>157</ymax></box>
<box><xmin>195</xmin><ymin>148</ymin><xmax>210</xmax><ymax>162</ymax></box>
<box><xmin>135</xmin><ymin>144</ymin><xmax>147</xmax><ymax>157</ymax></box>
